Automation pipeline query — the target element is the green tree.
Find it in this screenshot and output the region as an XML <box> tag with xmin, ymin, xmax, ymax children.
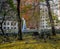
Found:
<box><xmin>0</xmin><ymin>0</ymin><xmax>17</xmax><ymax>36</ymax></box>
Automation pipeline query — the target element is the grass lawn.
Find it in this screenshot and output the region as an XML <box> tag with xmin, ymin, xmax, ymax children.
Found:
<box><xmin>0</xmin><ymin>34</ymin><xmax>60</xmax><ymax>49</ymax></box>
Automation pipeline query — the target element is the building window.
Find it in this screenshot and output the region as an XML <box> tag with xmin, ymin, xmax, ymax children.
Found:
<box><xmin>4</xmin><ymin>27</ymin><xmax>6</xmax><ymax>29</ymax></box>
<box><xmin>42</xmin><ymin>26</ymin><xmax>44</xmax><ymax>28</ymax></box>
<box><xmin>43</xmin><ymin>16</ymin><xmax>45</xmax><ymax>18</ymax></box>
<box><xmin>7</xmin><ymin>22</ymin><xmax>9</xmax><ymax>25</ymax></box>
<box><xmin>11</xmin><ymin>27</ymin><xmax>13</xmax><ymax>29</ymax></box>
<box><xmin>14</xmin><ymin>27</ymin><xmax>16</xmax><ymax>29</ymax></box>
<box><xmin>55</xmin><ymin>25</ymin><xmax>57</xmax><ymax>26</ymax></box>
<box><xmin>11</xmin><ymin>22</ymin><xmax>16</xmax><ymax>26</ymax></box>
<box><xmin>46</xmin><ymin>26</ymin><xmax>48</xmax><ymax>27</ymax></box>
<box><xmin>42</xmin><ymin>20</ymin><xmax>44</xmax><ymax>22</ymax></box>
<box><xmin>46</xmin><ymin>16</ymin><xmax>47</xmax><ymax>18</ymax></box>
<box><xmin>7</xmin><ymin>27</ymin><xmax>9</xmax><ymax>29</ymax></box>
<box><xmin>11</xmin><ymin>22</ymin><xmax>13</xmax><ymax>25</ymax></box>
<box><xmin>14</xmin><ymin>22</ymin><xmax>16</xmax><ymax>25</ymax></box>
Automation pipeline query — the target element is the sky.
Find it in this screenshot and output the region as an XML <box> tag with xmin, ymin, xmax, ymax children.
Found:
<box><xmin>58</xmin><ymin>10</ymin><xmax>60</xmax><ymax>20</ymax></box>
<box><xmin>58</xmin><ymin>17</ymin><xmax>60</xmax><ymax>20</ymax></box>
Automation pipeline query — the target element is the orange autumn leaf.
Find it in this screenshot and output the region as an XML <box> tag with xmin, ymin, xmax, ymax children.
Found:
<box><xmin>22</xmin><ymin>14</ymin><xmax>29</xmax><ymax>20</ymax></box>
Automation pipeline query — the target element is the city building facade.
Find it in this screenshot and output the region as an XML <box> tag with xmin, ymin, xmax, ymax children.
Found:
<box><xmin>2</xmin><ymin>21</ymin><xmax>18</xmax><ymax>33</ymax></box>
<box><xmin>39</xmin><ymin>0</ymin><xmax>60</xmax><ymax>32</ymax></box>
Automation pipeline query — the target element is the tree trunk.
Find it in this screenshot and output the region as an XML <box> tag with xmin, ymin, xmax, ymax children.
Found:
<box><xmin>0</xmin><ymin>23</ymin><xmax>4</xmax><ymax>35</ymax></box>
<box><xmin>17</xmin><ymin>0</ymin><xmax>22</xmax><ymax>40</ymax></box>
<box><xmin>46</xmin><ymin>0</ymin><xmax>56</xmax><ymax>36</ymax></box>
<box><xmin>0</xmin><ymin>13</ymin><xmax>6</xmax><ymax>35</ymax></box>
<box><xmin>1</xmin><ymin>23</ymin><xmax>4</xmax><ymax>35</ymax></box>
